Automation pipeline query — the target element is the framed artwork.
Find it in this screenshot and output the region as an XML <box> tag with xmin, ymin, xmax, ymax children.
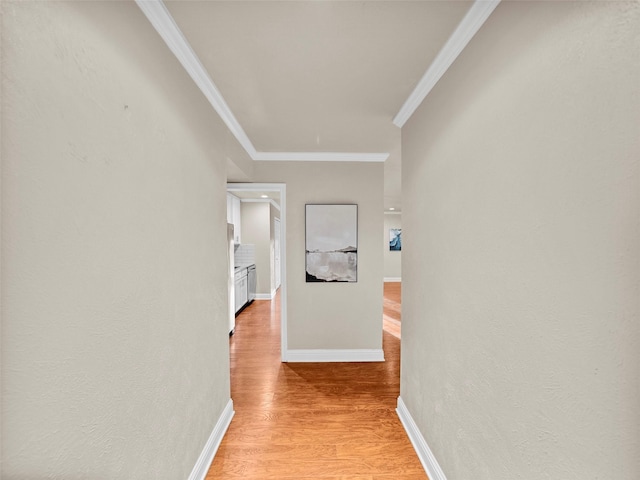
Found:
<box><xmin>389</xmin><ymin>228</ymin><xmax>401</xmax><ymax>251</ymax></box>
<box><xmin>305</xmin><ymin>204</ymin><xmax>358</xmax><ymax>282</ymax></box>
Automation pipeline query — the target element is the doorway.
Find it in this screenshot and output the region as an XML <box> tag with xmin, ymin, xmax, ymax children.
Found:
<box><xmin>383</xmin><ymin>282</ymin><xmax>401</xmax><ymax>338</ymax></box>
<box><xmin>274</xmin><ymin>217</ymin><xmax>282</xmax><ymax>290</ymax></box>
<box><xmin>226</xmin><ymin>183</ymin><xmax>287</xmax><ymax>361</ymax></box>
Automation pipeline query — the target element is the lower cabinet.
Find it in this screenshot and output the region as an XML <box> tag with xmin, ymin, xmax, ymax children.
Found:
<box><xmin>234</xmin><ymin>269</ymin><xmax>248</xmax><ymax>314</ymax></box>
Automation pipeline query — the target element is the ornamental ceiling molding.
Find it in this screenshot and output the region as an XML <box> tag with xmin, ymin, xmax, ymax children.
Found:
<box><xmin>393</xmin><ymin>0</ymin><xmax>501</xmax><ymax>127</ymax></box>
<box><xmin>136</xmin><ymin>0</ymin><xmax>500</xmax><ymax>161</ymax></box>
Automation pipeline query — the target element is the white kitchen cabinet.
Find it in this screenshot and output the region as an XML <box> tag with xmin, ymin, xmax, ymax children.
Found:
<box><xmin>234</xmin><ymin>268</ymin><xmax>248</xmax><ymax>314</ymax></box>
<box><xmin>227</xmin><ymin>193</ymin><xmax>242</xmax><ymax>244</ymax></box>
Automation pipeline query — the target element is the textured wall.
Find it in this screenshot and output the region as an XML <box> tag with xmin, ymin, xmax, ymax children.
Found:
<box><xmin>2</xmin><ymin>2</ymin><xmax>236</xmax><ymax>478</ymax></box>
<box><xmin>383</xmin><ymin>214</ymin><xmax>402</xmax><ymax>280</ymax></box>
<box><xmin>254</xmin><ymin>161</ymin><xmax>384</xmax><ymax>351</ymax></box>
<box><xmin>401</xmin><ymin>1</ymin><xmax>639</xmax><ymax>479</ymax></box>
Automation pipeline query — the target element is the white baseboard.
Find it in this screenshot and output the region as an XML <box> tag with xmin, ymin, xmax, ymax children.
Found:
<box><xmin>254</xmin><ymin>292</ymin><xmax>275</xmax><ymax>300</ymax></box>
<box><xmin>188</xmin><ymin>399</ymin><xmax>235</xmax><ymax>480</ymax></box>
<box><xmin>396</xmin><ymin>396</ymin><xmax>447</xmax><ymax>480</ymax></box>
<box><xmin>286</xmin><ymin>349</ymin><xmax>384</xmax><ymax>363</ymax></box>
<box><xmin>384</xmin><ymin>277</ymin><xmax>402</xmax><ymax>282</ymax></box>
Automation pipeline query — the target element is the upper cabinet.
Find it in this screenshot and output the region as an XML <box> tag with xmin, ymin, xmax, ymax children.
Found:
<box><xmin>227</xmin><ymin>193</ymin><xmax>242</xmax><ymax>243</ymax></box>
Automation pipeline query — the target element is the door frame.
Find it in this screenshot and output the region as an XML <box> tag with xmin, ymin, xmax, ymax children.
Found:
<box><xmin>226</xmin><ymin>182</ymin><xmax>288</xmax><ymax>362</ymax></box>
<box><xmin>274</xmin><ymin>217</ymin><xmax>281</xmax><ymax>290</ymax></box>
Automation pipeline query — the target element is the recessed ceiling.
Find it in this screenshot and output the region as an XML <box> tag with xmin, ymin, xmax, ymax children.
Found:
<box><xmin>140</xmin><ymin>0</ymin><xmax>499</xmax><ymax>211</ymax></box>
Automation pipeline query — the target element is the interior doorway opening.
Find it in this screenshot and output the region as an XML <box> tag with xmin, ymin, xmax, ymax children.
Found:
<box><xmin>383</xmin><ymin>281</ymin><xmax>401</xmax><ymax>339</ymax></box>
<box><xmin>226</xmin><ymin>183</ymin><xmax>287</xmax><ymax>361</ymax></box>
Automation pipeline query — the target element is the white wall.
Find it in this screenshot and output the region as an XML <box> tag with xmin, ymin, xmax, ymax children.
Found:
<box><xmin>384</xmin><ymin>213</ymin><xmax>402</xmax><ymax>281</ymax></box>
<box><xmin>401</xmin><ymin>2</ymin><xmax>640</xmax><ymax>479</ymax></box>
<box><xmin>2</xmin><ymin>2</ymin><xmax>242</xmax><ymax>477</ymax></box>
<box><xmin>270</xmin><ymin>204</ymin><xmax>281</xmax><ymax>294</ymax></box>
<box><xmin>240</xmin><ymin>201</ymin><xmax>272</xmax><ymax>296</ymax></box>
<box><xmin>254</xmin><ymin>161</ymin><xmax>384</xmax><ymax>354</ymax></box>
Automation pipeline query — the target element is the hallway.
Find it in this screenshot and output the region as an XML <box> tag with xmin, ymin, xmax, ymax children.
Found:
<box><xmin>207</xmin><ymin>288</ymin><xmax>425</xmax><ymax>479</ymax></box>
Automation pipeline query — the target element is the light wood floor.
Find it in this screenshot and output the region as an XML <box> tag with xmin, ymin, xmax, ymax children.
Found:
<box><xmin>383</xmin><ymin>282</ymin><xmax>401</xmax><ymax>338</ymax></box>
<box><xmin>206</xmin><ymin>283</ymin><xmax>426</xmax><ymax>479</ymax></box>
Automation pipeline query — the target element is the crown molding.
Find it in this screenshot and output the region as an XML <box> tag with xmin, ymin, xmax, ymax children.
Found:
<box><xmin>393</xmin><ymin>0</ymin><xmax>501</xmax><ymax>128</ymax></box>
<box><xmin>136</xmin><ymin>0</ymin><xmax>257</xmax><ymax>157</ymax></box>
<box><xmin>138</xmin><ymin>0</ymin><xmax>497</xmax><ymax>158</ymax></box>
<box><xmin>136</xmin><ymin>0</ymin><xmax>391</xmax><ymax>164</ymax></box>
<box><xmin>254</xmin><ymin>152</ymin><xmax>389</xmax><ymax>162</ymax></box>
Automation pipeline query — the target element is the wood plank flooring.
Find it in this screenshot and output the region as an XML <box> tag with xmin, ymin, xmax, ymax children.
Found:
<box><xmin>383</xmin><ymin>282</ymin><xmax>401</xmax><ymax>339</ymax></box>
<box><xmin>206</xmin><ymin>284</ymin><xmax>425</xmax><ymax>479</ymax></box>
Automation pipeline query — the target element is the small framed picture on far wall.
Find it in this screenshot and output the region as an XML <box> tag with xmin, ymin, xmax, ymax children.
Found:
<box><xmin>389</xmin><ymin>228</ymin><xmax>401</xmax><ymax>251</ymax></box>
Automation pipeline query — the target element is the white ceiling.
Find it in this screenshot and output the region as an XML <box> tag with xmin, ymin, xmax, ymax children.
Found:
<box><xmin>143</xmin><ymin>0</ymin><xmax>492</xmax><ymax>211</ymax></box>
<box><xmin>230</xmin><ymin>189</ymin><xmax>281</xmax><ymax>205</ymax></box>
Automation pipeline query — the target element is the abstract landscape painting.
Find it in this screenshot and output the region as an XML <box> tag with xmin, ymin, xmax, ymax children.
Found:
<box><xmin>305</xmin><ymin>204</ymin><xmax>357</xmax><ymax>282</ymax></box>
<box><xmin>389</xmin><ymin>228</ymin><xmax>402</xmax><ymax>251</ymax></box>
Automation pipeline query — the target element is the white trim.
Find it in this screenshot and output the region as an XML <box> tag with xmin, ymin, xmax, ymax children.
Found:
<box><xmin>279</xmin><ymin>185</ymin><xmax>287</xmax><ymax>361</ymax></box>
<box><xmin>396</xmin><ymin>397</ymin><xmax>448</xmax><ymax>480</ymax></box>
<box><xmin>227</xmin><ymin>183</ymin><xmax>288</xmax><ymax>362</ymax></box>
<box><xmin>137</xmin><ymin>1</ymin><xmax>498</xmax><ymax>157</ymax></box>
<box><xmin>187</xmin><ymin>399</ymin><xmax>235</xmax><ymax>480</ymax></box>
<box><xmin>254</xmin><ymin>293</ymin><xmax>275</xmax><ymax>301</ymax></box>
<box><xmin>227</xmin><ymin>183</ymin><xmax>284</xmax><ymax>195</ymax></box>
<box><xmin>393</xmin><ymin>0</ymin><xmax>501</xmax><ymax>128</ymax></box>
<box><xmin>254</xmin><ymin>152</ymin><xmax>389</xmax><ymax>163</ymax></box>
<box><xmin>384</xmin><ymin>277</ymin><xmax>402</xmax><ymax>283</ymax></box>
<box><xmin>136</xmin><ymin>1</ymin><xmax>391</xmax><ymax>165</ymax></box>
<box><xmin>135</xmin><ymin>0</ymin><xmax>257</xmax><ymax>158</ymax></box>
<box><xmin>286</xmin><ymin>349</ymin><xmax>384</xmax><ymax>363</ymax></box>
